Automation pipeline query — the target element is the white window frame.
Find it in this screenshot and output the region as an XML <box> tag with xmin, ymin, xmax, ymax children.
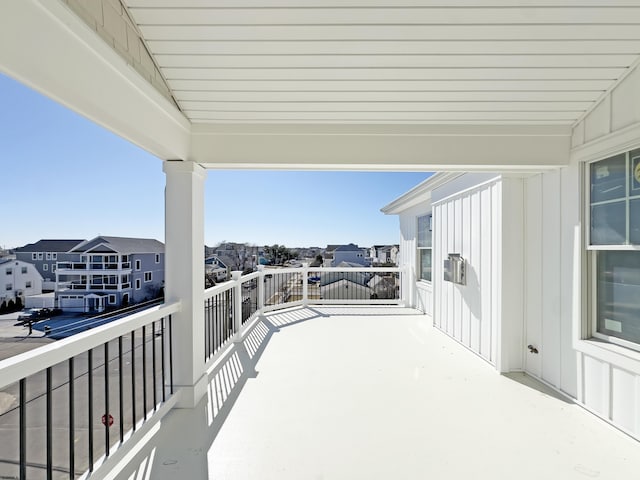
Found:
<box><xmin>155</xmin><ymin>254</ymin><xmax>160</xmax><ymax>264</ymax></box>
<box><xmin>144</xmin><ymin>271</ymin><xmax>152</xmax><ymax>282</ymax></box>
<box><xmin>586</xmin><ymin>149</ymin><xmax>640</xmax><ymax>352</ymax></box>
<box><xmin>135</xmin><ymin>259</ymin><xmax>141</xmax><ymax>271</ymax></box>
<box><xmin>43</xmin><ymin>264</ymin><xmax>48</xmax><ymax>271</ymax></box>
<box><xmin>31</xmin><ymin>253</ymin><xmax>37</xmax><ymax>260</ymax></box>
<box><xmin>46</xmin><ymin>253</ymin><xmax>51</xmax><ymax>260</ymax></box>
<box><xmin>417</xmin><ymin>214</ymin><xmax>433</xmax><ymax>283</ymax></box>
<box><xmin>108</xmin><ymin>294</ymin><xmax>116</xmax><ymax>305</ymax></box>
<box><xmin>52</xmin><ymin>253</ymin><xmax>57</xmax><ymax>260</ymax></box>
<box><xmin>37</xmin><ymin>252</ymin><xmax>43</xmax><ymax>260</ymax></box>
<box><xmin>135</xmin><ymin>279</ymin><xmax>141</xmax><ymax>290</ymax></box>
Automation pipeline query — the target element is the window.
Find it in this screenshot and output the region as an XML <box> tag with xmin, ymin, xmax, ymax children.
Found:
<box><xmin>155</xmin><ymin>254</ymin><xmax>160</xmax><ymax>263</ymax></box>
<box><xmin>6</xmin><ymin>284</ymin><xmax>12</xmax><ymax>291</ymax></box>
<box><xmin>31</xmin><ymin>253</ymin><xmax>37</xmax><ymax>260</ymax></box>
<box><xmin>52</xmin><ymin>265</ymin><xmax>56</xmax><ymax>273</ymax></box>
<box><xmin>135</xmin><ymin>279</ymin><xmax>141</xmax><ymax>290</ymax></box>
<box><xmin>43</xmin><ymin>264</ymin><xmax>48</xmax><ymax>271</ymax></box>
<box><xmin>52</xmin><ymin>253</ymin><xmax>57</xmax><ymax>260</ymax></box>
<box><xmin>5</xmin><ymin>268</ymin><xmax>12</xmax><ymax>275</ymax></box>
<box><xmin>21</xmin><ymin>267</ymin><xmax>27</xmax><ymax>274</ymax></box>
<box><xmin>588</xmin><ymin>148</ymin><xmax>640</xmax><ymax>348</ymax></box>
<box><xmin>37</xmin><ymin>253</ymin><xmax>43</xmax><ymax>260</ymax></box>
<box><xmin>135</xmin><ymin>260</ymin><xmax>141</xmax><ymax>271</ymax></box>
<box><xmin>108</xmin><ymin>294</ymin><xmax>116</xmax><ymax>305</ymax></box>
<box><xmin>417</xmin><ymin>214</ymin><xmax>433</xmax><ymax>282</ymax></box>
<box><xmin>46</xmin><ymin>253</ymin><xmax>51</xmax><ymax>260</ymax></box>
<box><xmin>25</xmin><ymin>281</ymin><xmax>32</xmax><ymax>288</ymax></box>
<box><xmin>144</xmin><ymin>272</ymin><xmax>152</xmax><ymax>282</ymax></box>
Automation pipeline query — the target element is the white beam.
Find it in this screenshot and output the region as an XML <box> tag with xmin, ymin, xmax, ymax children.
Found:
<box><xmin>191</xmin><ymin>124</ymin><xmax>571</xmax><ymax>171</ymax></box>
<box><xmin>0</xmin><ymin>0</ymin><xmax>190</xmax><ymax>161</ymax></box>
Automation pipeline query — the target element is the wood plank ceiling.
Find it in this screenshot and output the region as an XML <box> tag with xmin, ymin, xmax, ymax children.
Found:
<box><xmin>124</xmin><ymin>0</ymin><xmax>640</xmax><ymax>125</ymax></box>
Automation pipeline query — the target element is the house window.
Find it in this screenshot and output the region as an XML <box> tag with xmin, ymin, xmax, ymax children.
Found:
<box><xmin>108</xmin><ymin>294</ymin><xmax>116</xmax><ymax>305</ymax></box>
<box><xmin>25</xmin><ymin>281</ymin><xmax>32</xmax><ymax>288</ymax></box>
<box><xmin>417</xmin><ymin>214</ymin><xmax>433</xmax><ymax>282</ymax></box>
<box><xmin>589</xmin><ymin>148</ymin><xmax>640</xmax><ymax>348</ymax></box>
<box><xmin>43</xmin><ymin>264</ymin><xmax>48</xmax><ymax>271</ymax></box>
<box><xmin>155</xmin><ymin>254</ymin><xmax>160</xmax><ymax>263</ymax></box>
<box><xmin>21</xmin><ymin>267</ymin><xmax>27</xmax><ymax>274</ymax></box>
<box><xmin>52</xmin><ymin>253</ymin><xmax>57</xmax><ymax>260</ymax></box>
<box><xmin>46</xmin><ymin>253</ymin><xmax>51</xmax><ymax>260</ymax></box>
<box><xmin>135</xmin><ymin>279</ymin><xmax>141</xmax><ymax>290</ymax></box>
<box><xmin>37</xmin><ymin>253</ymin><xmax>43</xmax><ymax>260</ymax></box>
<box><xmin>31</xmin><ymin>253</ymin><xmax>37</xmax><ymax>260</ymax></box>
<box><xmin>135</xmin><ymin>260</ymin><xmax>141</xmax><ymax>271</ymax></box>
<box><xmin>52</xmin><ymin>265</ymin><xmax>56</xmax><ymax>273</ymax></box>
<box><xmin>144</xmin><ymin>272</ymin><xmax>152</xmax><ymax>282</ymax></box>
<box><xmin>5</xmin><ymin>268</ymin><xmax>11</xmax><ymax>275</ymax></box>
<box><xmin>6</xmin><ymin>284</ymin><xmax>12</xmax><ymax>291</ymax></box>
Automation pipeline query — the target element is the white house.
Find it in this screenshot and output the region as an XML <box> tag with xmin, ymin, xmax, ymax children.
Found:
<box><xmin>0</xmin><ymin>258</ymin><xmax>43</xmax><ymax>309</ymax></box>
<box><xmin>382</xmin><ymin>163</ymin><xmax>640</xmax><ymax>442</ymax></box>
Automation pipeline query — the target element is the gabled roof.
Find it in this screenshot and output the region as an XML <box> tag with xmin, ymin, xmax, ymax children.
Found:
<box><xmin>70</xmin><ymin>236</ymin><xmax>164</xmax><ymax>254</ymax></box>
<box><xmin>15</xmin><ymin>239</ymin><xmax>85</xmax><ymax>253</ymax></box>
<box><xmin>335</xmin><ymin>244</ymin><xmax>363</xmax><ymax>252</ymax></box>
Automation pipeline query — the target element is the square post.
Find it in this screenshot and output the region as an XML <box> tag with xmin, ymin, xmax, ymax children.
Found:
<box><xmin>163</xmin><ymin>160</ymin><xmax>208</xmax><ymax>408</ymax></box>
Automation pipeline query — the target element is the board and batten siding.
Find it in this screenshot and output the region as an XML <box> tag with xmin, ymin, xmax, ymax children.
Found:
<box><xmin>567</xmin><ymin>60</ymin><xmax>640</xmax><ymax>440</ymax></box>
<box><xmin>432</xmin><ymin>178</ymin><xmax>502</xmax><ymax>366</ymax></box>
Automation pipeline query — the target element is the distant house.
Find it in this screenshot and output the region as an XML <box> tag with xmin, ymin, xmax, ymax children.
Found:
<box><xmin>56</xmin><ymin>236</ymin><xmax>164</xmax><ymax>313</ymax></box>
<box><xmin>370</xmin><ymin>245</ymin><xmax>399</xmax><ymax>265</ymax></box>
<box><xmin>0</xmin><ymin>258</ymin><xmax>43</xmax><ymax>309</ymax></box>
<box><xmin>15</xmin><ymin>239</ymin><xmax>85</xmax><ymax>290</ymax></box>
<box><xmin>330</xmin><ymin>244</ymin><xmax>370</xmax><ymax>267</ymax></box>
<box><xmin>205</xmin><ymin>255</ymin><xmax>228</xmax><ymax>282</ymax></box>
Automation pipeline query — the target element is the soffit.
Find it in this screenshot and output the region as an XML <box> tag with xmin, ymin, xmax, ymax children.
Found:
<box><xmin>124</xmin><ymin>0</ymin><xmax>640</xmax><ymax>126</ymax></box>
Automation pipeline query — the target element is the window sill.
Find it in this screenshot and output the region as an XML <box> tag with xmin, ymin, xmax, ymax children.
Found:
<box><xmin>575</xmin><ymin>338</ymin><xmax>640</xmax><ymax>375</ymax></box>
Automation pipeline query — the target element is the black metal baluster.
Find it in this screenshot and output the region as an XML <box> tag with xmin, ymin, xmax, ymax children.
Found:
<box><xmin>104</xmin><ymin>342</ymin><xmax>110</xmax><ymax>458</ymax></box>
<box><xmin>169</xmin><ymin>316</ymin><xmax>174</xmax><ymax>394</ymax></box>
<box><xmin>152</xmin><ymin>321</ymin><xmax>157</xmax><ymax>411</ymax></box>
<box><xmin>142</xmin><ymin>325</ymin><xmax>147</xmax><ymax>420</ymax></box>
<box><xmin>46</xmin><ymin>367</ymin><xmax>52</xmax><ymax>480</ymax></box>
<box><xmin>131</xmin><ymin>331</ymin><xmax>136</xmax><ymax>431</ymax></box>
<box><xmin>69</xmin><ymin>358</ymin><xmax>75</xmax><ymax>480</ymax></box>
<box><xmin>88</xmin><ymin>349</ymin><xmax>94</xmax><ymax>471</ymax></box>
<box><xmin>161</xmin><ymin>318</ymin><xmax>166</xmax><ymax>402</ymax></box>
<box><xmin>204</xmin><ymin>299</ymin><xmax>210</xmax><ymax>359</ymax></box>
<box><xmin>19</xmin><ymin>378</ymin><xmax>26</xmax><ymax>480</ymax></box>
<box><xmin>118</xmin><ymin>336</ymin><xmax>124</xmax><ymax>443</ymax></box>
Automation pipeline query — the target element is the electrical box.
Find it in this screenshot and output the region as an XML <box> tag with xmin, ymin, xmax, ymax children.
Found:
<box><xmin>443</xmin><ymin>254</ymin><xmax>466</xmax><ymax>285</ymax></box>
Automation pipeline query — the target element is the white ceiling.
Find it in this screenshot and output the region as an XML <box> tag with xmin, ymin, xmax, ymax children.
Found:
<box><xmin>124</xmin><ymin>0</ymin><xmax>640</xmax><ymax>126</ymax></box>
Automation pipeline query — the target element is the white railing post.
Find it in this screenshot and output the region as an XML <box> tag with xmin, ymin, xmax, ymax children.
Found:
<box><xmin>257</xmin><ymin>265</ymin><xmax>265</xmax><ymax>312</ymax></box>
<box><xmin>302</xmin><ymin>262</ymin><xmax>309</xmax><ymax>306</ymax></box>
<box><xmin>231</xmin><ymin>271</ymin><xmax>243</xmax><ymax>341</ymax></box>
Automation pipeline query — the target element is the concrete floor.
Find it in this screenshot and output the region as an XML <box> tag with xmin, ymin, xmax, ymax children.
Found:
<box><xmin>116</xmin><ymin>306</ymin><xmax>640</xmax><ymax>480</ymax></box>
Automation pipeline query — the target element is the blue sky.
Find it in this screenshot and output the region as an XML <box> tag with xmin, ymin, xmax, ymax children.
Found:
<box><xmin>0</xmin><ymin>73</ymin><xmax>430</xmax><ymax>249</ymax></box>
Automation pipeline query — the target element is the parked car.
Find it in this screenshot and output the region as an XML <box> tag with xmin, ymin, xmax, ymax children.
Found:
<box><xmin>17</xmin><ymin>308</ymin><xmax>50</xmax><ymax>323</ymax></box>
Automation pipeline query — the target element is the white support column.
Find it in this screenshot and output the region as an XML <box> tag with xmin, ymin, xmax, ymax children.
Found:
<box><xmin>231</xmin><ymin>271</ymin><xmax>243</xmax><ymax>342</ymax></box>
<box><xmin>302</xmin><ymin>263</ymin><xmax>309</xmax><ymax>306</ymax></box>
<box><xmin>163</xmin><ymin>160</ymin><xmax>208</xmax><ymax>408</ymax></box>
<box><xmin>257</xmin><ymin>265</ymin><xmax>265</xmax><ymax>312</ymax></box>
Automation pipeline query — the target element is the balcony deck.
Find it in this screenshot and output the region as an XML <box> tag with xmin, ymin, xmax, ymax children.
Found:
<box><xmin>118</xmin><ymin>306</ymin><xmax>640</xmax><ymax>480</ymax></box>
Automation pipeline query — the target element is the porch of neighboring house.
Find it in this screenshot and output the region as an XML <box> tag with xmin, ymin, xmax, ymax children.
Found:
<box><xmin>115</xmin><ymin>306</ymin><xmax>640</xmax><ymax>480</ymax></box>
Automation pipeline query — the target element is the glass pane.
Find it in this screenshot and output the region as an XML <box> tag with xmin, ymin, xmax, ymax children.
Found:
<box><xmin>417</xmin><ymin>215</ymin><xmax>432</xmax><ymax>248</ymax></box>
<box><xmin>419</xmin><ymin>249</ymin><xmax>431</xmax><ymax>282</ymax></box>
<box><xmin>629</xmin><ymin>148</ymin><xmax>640</xmax><ymax>194</ymax></box>
<box><xmin>590</xmin><ymin>154</ymin><xmax>626</xmax><ymax>203</ymax></box>
<box><xmin>630</xmin><ymin>198</ymin><xmax>640</xmax><ymax>245</ymax></box>
<box><xmin>590</xmin><ymin>201</ymin><xmax>626</xmax><ymax>245</ymax></box>
<box><xmin>596</xmin><ymin>251</ymin><xmax>640</xmax><ymax>344</ymax></box>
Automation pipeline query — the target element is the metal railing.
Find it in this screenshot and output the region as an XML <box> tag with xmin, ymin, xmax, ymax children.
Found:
<box><xmin>0</xmin><ymin>303</ymin><xmax>178</xmax><ymax>480</ymax></box>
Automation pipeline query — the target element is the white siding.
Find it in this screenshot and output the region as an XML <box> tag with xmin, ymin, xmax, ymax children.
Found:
<box><xmin>433</xmin><ymin>178</ymin><xmax>501</xmax><ymax>365</ymax></box>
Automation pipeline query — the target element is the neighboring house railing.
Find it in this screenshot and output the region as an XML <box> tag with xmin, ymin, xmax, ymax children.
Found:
<box><xmin>0</xmin><ymin>302</ymin><xmax>178</xmax><ymax>480</ymax></box>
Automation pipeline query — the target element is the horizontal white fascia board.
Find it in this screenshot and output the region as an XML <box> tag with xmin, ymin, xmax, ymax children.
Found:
<box><xmin>191</xmin><ymin>124</ymin><xmax>570</xmax><ymax>170</ymax></box>
<box><xmin>131</xmin><ymin>6</ymin><xmax>640</xmax><ymax>25</ymax></box>
<box><xmin>127</xmin><ymin>0</ymin><xmax>640</xmax><ymax>7</ymax></box>
<box><xmin>168</xmin><ymin>79</ymin><xmax>614</xmax><ymax>92</ymax></box>
<box><xmin>140</xmin><ymin>24</ymin><xmax>640</xmax><ymax>42</ymax></box>
<box><xmin>166</xmin><ymin>68</ymin><xmax>622</xmax><ymax>82</ymax></box>
<box><xmin>0</xmin><ymin>1</ymin><xmax>190</xmax><ymax>161</ymax></box>
<box><xmin>155</xmin><ymin>54</ymin><xmax>636</xmax><ymax>69</ymax></box>
<box><xmin>150</xmin><ymin>40</ymin><xmax>640</xmax><ymax>56</ymax></box>
<box><xmin>381</xmin><ymin>172</ymin><xmax>462</xmax><ymax>214</ymax></box>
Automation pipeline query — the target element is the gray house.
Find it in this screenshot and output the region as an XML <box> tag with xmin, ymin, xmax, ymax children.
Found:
<box><xmin>56</xmin><ymin>236</ymin><xmax>164</xmax><ymax>313</ymax></box>
<box><xmin>15</xmin><ymin>239</ymin><xmax>85</xmax><ymax>289</ymax></box>
<box><xmin>330</xmin><ymin>244</ymin><xmax>370</xmax><ymax>267</ymax></box>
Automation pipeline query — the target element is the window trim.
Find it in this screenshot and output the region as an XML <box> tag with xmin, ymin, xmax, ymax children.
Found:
<box><xmin>586</xmin><ymin>149</ymin><xmax>640</xmax><ymax>352</ymax></box>
<box><xmin>417</xmin><ymin>213</ymin><xmax>433</xmax><ymax>283</ymax></box>
<box><xmin>135</xmin><ymin>259</ymin><xmax>141</xmax><ymax>271</ymax></box>
<box><xmin>144</xmin><ymin>271</ymin><xmax>152</xmax><ymax>282</ymax></box>
<box><xmin>135</xmin><ymin>278</ymin><xmax>141</xmax><ymax>290</ymax></box>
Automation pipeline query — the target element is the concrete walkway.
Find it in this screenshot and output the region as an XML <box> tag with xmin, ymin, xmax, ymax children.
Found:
<box><xmin>115</xmin><ymin>306</ymin><xmax>640</xmax><ymax>480</ymax></box>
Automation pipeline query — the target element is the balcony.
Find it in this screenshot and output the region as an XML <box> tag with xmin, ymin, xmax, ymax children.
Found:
<box><xmin>1</xmin><ymin>267</ymin><xmax>639</xmax><ymax>480</ymax></box>
<box><xmin>56</xmin><ymin>263</ymin><xmax>132</xmax><ymax>275</ymax></box>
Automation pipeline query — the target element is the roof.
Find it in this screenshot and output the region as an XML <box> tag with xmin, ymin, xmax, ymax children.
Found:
<box><xmin>70</xmin><ymin>236</ymin><xmax>164</xmax><ymax>254</ymax></box>
<box><xmin>335</xmin><ymin>244</ymin><xmax>364</xmax><ymax>252</ymax></box>
<box><xmin>15</xmin><ymin>239</ymin><xmax>85</xmax><ymax>253</ymax></box>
